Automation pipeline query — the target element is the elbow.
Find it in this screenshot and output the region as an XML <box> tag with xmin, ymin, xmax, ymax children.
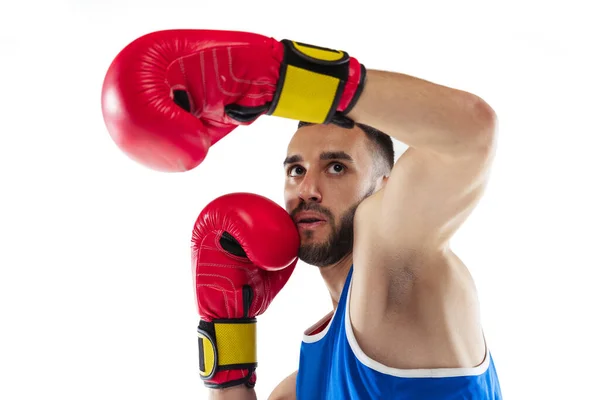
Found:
<box><xmin>466</xmin><ymin>94</ymin><xmax>498</xmax><ymax>152</ymax></box>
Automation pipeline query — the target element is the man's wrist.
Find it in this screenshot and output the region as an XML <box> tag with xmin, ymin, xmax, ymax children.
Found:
<box><xmin>208</xmin><ymin>385</ymin><xmax>257</xmax><ymax>400</ymax></box>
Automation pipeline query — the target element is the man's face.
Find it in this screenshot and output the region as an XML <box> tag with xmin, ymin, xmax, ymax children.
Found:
<box><xmin>283</xmin><ymin>124</ymin><xmax>377</xmax><ymax>267</ymax></box>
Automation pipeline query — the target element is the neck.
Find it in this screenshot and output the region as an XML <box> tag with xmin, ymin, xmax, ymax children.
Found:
<box><xmin>318</xmin><ymin>252</ymin><xmax>353</xmax><ymax>309</ymax></box>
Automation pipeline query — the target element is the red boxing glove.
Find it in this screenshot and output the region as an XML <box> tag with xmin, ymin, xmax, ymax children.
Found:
<box><xmin>101</xmin><ymin>29</ymin><xmax>365</xmax><ymax>172</ymax></box>
<box><xmin>192</xmin><ymin>193</ymin><xmax>300</xmax><ymax>389</ymax></box>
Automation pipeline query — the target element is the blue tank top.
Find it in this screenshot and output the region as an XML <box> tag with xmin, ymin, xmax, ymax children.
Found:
<box><xmin>296</xmin><ymin>267</ymin><xmax>503</xmax><ymax>399</ymax></box>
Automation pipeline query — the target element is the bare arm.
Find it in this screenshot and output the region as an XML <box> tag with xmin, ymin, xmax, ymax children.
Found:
<box><xmin>208</xmin><ymin>386</ymin><xmax>257</xmax><ymax>400</ymax></box>
<box><xmin>348</xmin><ymin>69</ymin><xmax>496</xmax><ymax>156</ymax></box>
<box><xmin>348</xmin><ymin>69</ymin><xmax>497</xmax><ymax>318</ymax></box>
<box><xmin>349</xmin><ymin>68</ymin><xmax>497</xmax><ymax>261</ymax></box>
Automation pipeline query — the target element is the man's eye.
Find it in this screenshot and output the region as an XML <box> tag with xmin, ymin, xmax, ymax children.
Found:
<box><xmin>288</xmin><ymin>165</ymin><xmax>305</xmax><ymax>177</ymax></box>
<box><xmin>327</xmin><ymin>163</ymin><xmax>345</xmax><ymax>174</ymax></box>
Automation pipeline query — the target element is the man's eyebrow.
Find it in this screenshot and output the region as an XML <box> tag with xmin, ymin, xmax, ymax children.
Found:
<box><xmin>283</xmin><ymin>151</ymin><xmax>354</xmax><ymax>166</ymax></box>
<box><xmin>283</xmin><ymin>154</ymin><xmax>303</xmax><ymax>166</ymax></box>
<box><xmin>320</xmin><ymin>151</ymin><xmax>354</xmax><ymax>162</ymax></box>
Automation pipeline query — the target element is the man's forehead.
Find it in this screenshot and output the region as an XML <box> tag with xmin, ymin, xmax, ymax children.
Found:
<box><xmin>287</xmin><ymin>124</ymin><xmax>367</xmax><ymax>156</ymax></box>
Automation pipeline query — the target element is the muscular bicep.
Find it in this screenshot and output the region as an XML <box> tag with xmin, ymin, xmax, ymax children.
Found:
<box><xmin>268</xmin><ymin>370</ymin><xmax>297</xmax><ymax>400</ymax></box>
<box><xmin>369</xmin><ymin>140</ymin><xmax>496</xmax><ymax>252</ymax></box>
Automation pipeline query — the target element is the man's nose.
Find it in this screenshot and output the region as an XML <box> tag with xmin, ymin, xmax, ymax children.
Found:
<box><xmin>298</xmin><ymin>173</ymin><xmax>322</xmax><ymax>203</ymax></box>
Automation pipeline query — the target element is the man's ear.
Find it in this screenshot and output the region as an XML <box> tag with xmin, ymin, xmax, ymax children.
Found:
<box><xmin>375</xmin><ymin>175</ymin><xmax>389</xmax><ymax>192</ymax></box>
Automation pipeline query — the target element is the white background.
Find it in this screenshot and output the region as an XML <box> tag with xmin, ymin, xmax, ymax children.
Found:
<box><xmin>1</xmin><ymin>0</ymin><xmax>598</xmax><ymax>399</ymax></box>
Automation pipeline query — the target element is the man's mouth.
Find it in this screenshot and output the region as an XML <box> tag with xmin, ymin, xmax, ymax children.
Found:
<box><xmin>296</xmin><ymin>217</ymin><xmax>326</xmax><ymax>229</ymax></box>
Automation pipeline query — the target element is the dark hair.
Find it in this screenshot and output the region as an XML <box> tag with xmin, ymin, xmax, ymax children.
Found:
<box><xmin>297</xmin><ymin>121</ymin><xmax>394</xmax><ymax>176</ymax></box>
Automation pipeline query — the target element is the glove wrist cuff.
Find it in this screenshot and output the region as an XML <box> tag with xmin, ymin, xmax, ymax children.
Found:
<box><xmin>267</xmin><ymin>39</ymin><xmax>365</xmax><ymax>124</ymax></box>
<box><xmin>197</xmin><ymin>319</ymin><xmax>257</xmax><ymax>387</ymax></box>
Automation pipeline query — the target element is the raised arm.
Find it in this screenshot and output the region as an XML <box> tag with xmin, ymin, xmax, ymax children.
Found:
<box><xmin>349</xmin><ymin>68</ymin><xmax>497</xmax><ymax>278</ymax></box>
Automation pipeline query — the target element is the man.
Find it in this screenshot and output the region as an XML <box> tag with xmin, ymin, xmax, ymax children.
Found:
<box><xmin>102</xmin><ymin>29</ymin><xmax>502</xmax><ymax>399</ymax></box>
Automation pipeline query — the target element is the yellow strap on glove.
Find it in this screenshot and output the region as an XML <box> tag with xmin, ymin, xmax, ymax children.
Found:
<box><xmin>197</xmin><ymin>319</ymin><xmax>257</xmax><ymax>381</ymax></box>
<box><xmin>269</xmin><ymin>40</ymin><xmax>351</xmax><ymax>123</ymax></box>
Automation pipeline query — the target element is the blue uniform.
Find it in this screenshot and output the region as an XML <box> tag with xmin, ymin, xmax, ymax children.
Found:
<box><xmin>296</xmin><ymin>267</ymin><xmax>503</xmax><ymax>399</ymax></box>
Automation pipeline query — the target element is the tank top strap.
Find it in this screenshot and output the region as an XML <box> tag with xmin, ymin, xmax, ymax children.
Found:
<box><xmin>337</xmin><ymin>265</ymin><xmax>354</xmax><ymax>310</ymax></box>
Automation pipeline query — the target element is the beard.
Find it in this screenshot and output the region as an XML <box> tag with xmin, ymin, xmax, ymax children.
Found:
<box><xmin>296</xmin><ymin>184</ymin><xmax>376</xmax><ymax>267</ymax></box>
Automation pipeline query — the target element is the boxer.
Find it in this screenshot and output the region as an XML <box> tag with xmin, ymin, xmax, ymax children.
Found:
<box><xmin>102</xmin><ymin>29</ymin><xmax>503</xmax><ymax>399</ymax></box>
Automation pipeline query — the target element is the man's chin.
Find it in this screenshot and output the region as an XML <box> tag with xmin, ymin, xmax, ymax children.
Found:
<box><xmin>298</xmin><ymin>243</ymin><xmax>331</xmax><ymax>267</ymax></box>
